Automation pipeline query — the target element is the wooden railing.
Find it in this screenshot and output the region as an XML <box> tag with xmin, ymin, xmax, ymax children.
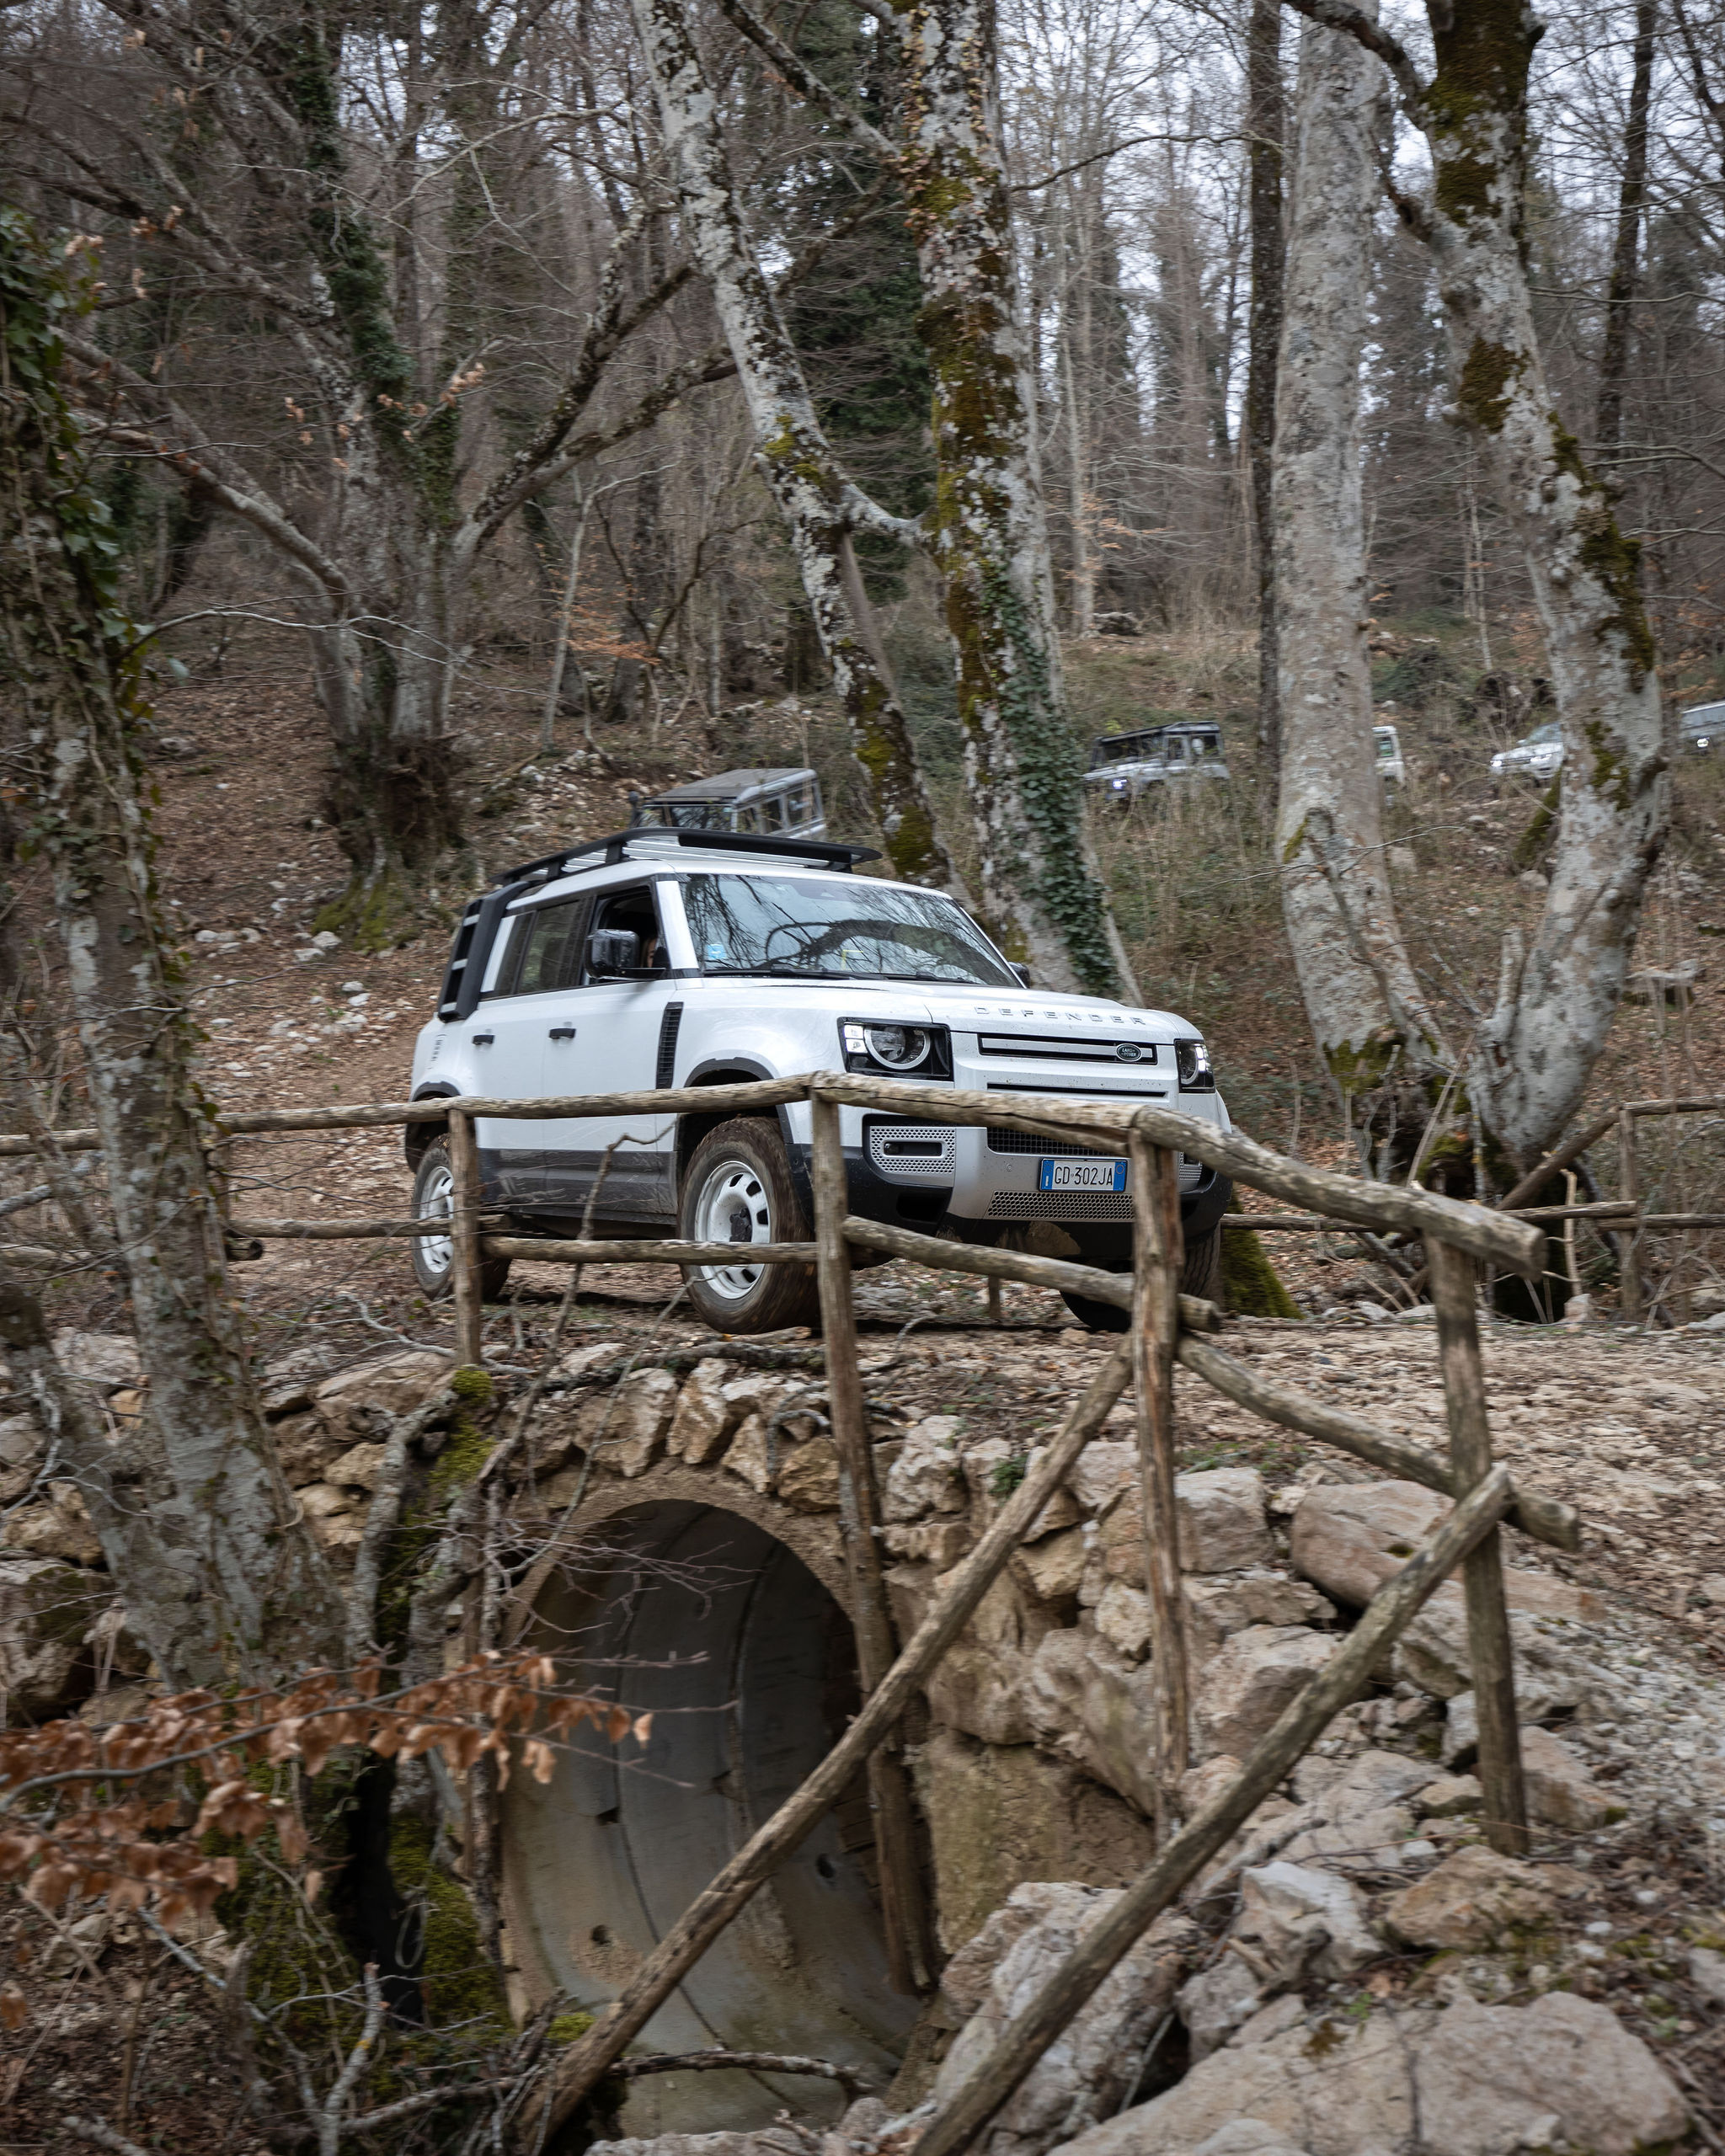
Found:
<box><xmin>1</xmin><ymin>1074</ymin><xmax>1582</xmax><ymax>2153</ymax></box>
<box><xmin>1221</xmin><ymin>1091</ymin><xmax>1725</xmax><ymax>1321</ymax></box>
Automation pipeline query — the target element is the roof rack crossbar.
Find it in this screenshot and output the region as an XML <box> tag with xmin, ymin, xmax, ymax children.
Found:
<box><xmin>494</xmin><ymin>826</ymin><xmax>880</xmax><ymax>887</ymax></box>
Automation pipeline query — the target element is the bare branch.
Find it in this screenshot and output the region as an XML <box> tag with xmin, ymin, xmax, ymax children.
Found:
<box><xmin>708</xmin><ymin>0</ymin><xmax>897</xmax><ymax>161</ymax></box>
<box><xmin>60</xmin><ymin>337</ymin><xmax>351</xmax><ymax>605</ymax></box>
<box><xmin>460</xmin><ymin>209</ymin><xmax>692</xmax><ymax>556</ymax></box>
<box><xmin>1278</xmin><ymin>0</ymin><xmax>1427</xmax><ymax>109</ymax></box>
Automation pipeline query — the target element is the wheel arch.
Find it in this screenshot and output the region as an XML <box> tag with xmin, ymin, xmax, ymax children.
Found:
<box><xmin>405</xmin><ymin>1081</ymin><xmax>459</xmax><ymax>1170</ymax></box>
<box><xmin>674</xmin><ymin>1059</ymin><xmax>789</xmax><ymax>1198</ymax></box>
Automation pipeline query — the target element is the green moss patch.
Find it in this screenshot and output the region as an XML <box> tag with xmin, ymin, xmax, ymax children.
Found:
<box><xmin>1221</xmin><ymin>1229</ymin><xmax>1300</xmax><ymax>1319</ymax></box>
<box><xmin>388</xmin><ymin>1816</ymin><xmax>511</xmax><ymax>2031</ymax></box>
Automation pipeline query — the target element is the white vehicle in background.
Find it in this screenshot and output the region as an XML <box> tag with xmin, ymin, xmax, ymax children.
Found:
<box><xmin>1680</xmin><ymin>701</ymin><xmax>1722</xmax><ymax>755</ymax></box>
<box><xmin>1490</xmin><ymin>718</ymin><xmax>1563</xmax><ymax>784</ymax></box>
<box><xmin>1373</xmin><ymin>723</ymin><xmax>1406</xmax><ymax>787</ymax></box>
<box><xmin>407</xmin><ymin>826</ymin><xmax>1232</xmax><ymax>1334</ymax></box>
<box><xmin>630</xmin><ymin>767</ymin><xmax>825</xmax><ymax>838</ymax></box>
<box><xmin>1084</xmin><ymin>722</ymin><xmax>1228</xmax><ymax>804</ymax></box>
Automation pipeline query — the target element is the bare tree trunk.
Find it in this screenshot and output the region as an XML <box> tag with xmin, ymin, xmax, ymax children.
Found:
<box><xmin>1274</xmin><ymin>8</ymin><xmax>1449</xmax><ymax>1156</ymax></box>
<box><xmin>1596</xmin><ymin>0</ymin><xmax>1657</xmax><ymax>451</ymax></box>
<box><xmin>1282</xmin><ymin>0</ymin><xmax>1672</xmax><ymax>1172</ymax></box>
<box><xmin>622</xmin><ymin>0</ymin><xmax>964</xmax><ymax>893</ymax></box>
<box><xmin>1061</xmin><ymin>313</ymin><xmax>1095</xmax><ymax>639</ymax></box>
<box><xmin>898</xmin><ymin>0</ymin><xmax>1139</xmax><ymax>997</ymax></box>
<box><xmin>0</xmin><ymin>219</ymin><xmax>344</xmax><ymax>1684</ymax></box>
<box><xmin>1421</xmin><ymin>0</ymin><xmax>1668</xmax><ymax>1168</ymax></box>
<box><xmin>541</xmin><ymin>479</ymin><xmax>593</xmax><ymax>752</ymax></box>
<box><xmin>1247</xmin><ymin>0</ymin><xmax>1286</xmax><ymax>796</ymax></box>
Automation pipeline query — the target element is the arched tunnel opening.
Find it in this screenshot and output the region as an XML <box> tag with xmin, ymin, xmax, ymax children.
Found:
<box><xmin>502</xmin><ymin>1499</ymin><xmax>919</xmax><ymax>2137</ymax></box>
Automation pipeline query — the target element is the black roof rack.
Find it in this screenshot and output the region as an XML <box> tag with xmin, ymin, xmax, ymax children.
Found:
<box><xmin>494</xmin><ymin>826</ymin><xmax>880</xmax><ymax>887</ymax></box>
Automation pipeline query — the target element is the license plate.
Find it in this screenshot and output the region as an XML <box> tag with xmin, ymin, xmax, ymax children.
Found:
<box><xmin>1039</xmin><ymin>1157</ymin><xmax>1129</xmax><ymax>1193</ymax></box>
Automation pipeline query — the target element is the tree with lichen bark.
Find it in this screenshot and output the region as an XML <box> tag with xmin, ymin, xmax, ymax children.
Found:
<box><xmin>628</xmin><ymin>0</ymin><xmax>964</xmax><ymax>891</ymax></box>
<box><xmin>0</xmin><ymin>210</ymin><xmax>344</xmax><ymax>1686</ymax></box>
<box><xmin>655</xmin><ymin>0</ymin><xmax>1138</xmax><ymax>991</ymax></box>
<box><xmin>1274</xmin><ymin>4</ymin><xmax>1451</xmax><ymax>1170</ymax></box>
<box><xmin>895</xmin><ymin>0</ymin><xmax>1138</xmax><ymax>994</ymax></box>
<box><xmin>1282</xmin><ymin>0</ymin><xmax>1669</xmax><ymax>1173</ymax></box>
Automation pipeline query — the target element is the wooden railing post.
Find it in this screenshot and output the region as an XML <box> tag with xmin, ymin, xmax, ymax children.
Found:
<box><xmin>447</xmin><ymin>1107</ymin><xmax>485</xmax><ymax>1370</ymax></box>
<box><xmin>1129</xmin><ymin>1129</ymin><xmax>1190</xmax><ymax>1823</ymax></box>
<box><xmin>808</xmin><ymin>1088</ymin><xmax>933</xmax><ymax>1994</ymax></box>
<box><xmin>1426</xmin><ymin>1235</ymin><xmax>1527</xmax><ymax>1854</ymax></box>
<box><xmin>1617</xmin><ymin>1105</ymin><xmax>1642</xmax><ymax>1322</ymax></box>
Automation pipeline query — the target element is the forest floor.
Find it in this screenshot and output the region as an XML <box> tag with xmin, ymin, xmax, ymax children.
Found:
<box><xmin>1</xmin><ymin>614</ymin><xmax>1722</xmax><ymax>2150</ymax></box>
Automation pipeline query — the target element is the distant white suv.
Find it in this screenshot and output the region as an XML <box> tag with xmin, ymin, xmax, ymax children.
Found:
<box><xmin>407</xmin><ymin>828</ymin><xmax>1233</xmax><ymax>1333</ymax></box>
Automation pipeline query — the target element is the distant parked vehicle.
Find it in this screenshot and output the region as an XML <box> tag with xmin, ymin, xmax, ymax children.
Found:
<box><xmin>1490</xmin><ymin>719</ymin><xmax>1563</xmax><ymax>784</ymax></box>
<box><xmin>1085</xmin><ymin>722</ymin><xmax>1227</xmax><ymax>803</ymax></box>
<box><xmin>1374</xmin><ymin>723</ymin><xmax>1406</xmax><ymax>787</ymax></box>
<box><xmin>630</xmin><ymin>767</ymin><xmax>825</xmax><ymax>837</ymax></box>
<box><xmin>1680</xmin><ymin>701</ymin><xmax>1722</xmax><ymax>754</ymax></box>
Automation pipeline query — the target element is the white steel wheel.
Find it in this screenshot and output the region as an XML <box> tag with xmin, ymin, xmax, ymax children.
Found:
<box><xmin>409</xmin><ymin>1137</ymin><xmax>512</xmax><ymax>1302</ymax></box>
<box><xmin>678</xmin><ymin>1120</ymin><xmax>821</xmax><ymax>1334</ymax></box>
<box><xmin>690</xmin><ymin>1157</ymin><xmax>776</xmax><ymax>1301</ymax></box>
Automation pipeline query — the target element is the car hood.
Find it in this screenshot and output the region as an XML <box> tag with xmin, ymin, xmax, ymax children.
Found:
<box><xmin>913</xmin><ymin>980</ymin><xmax>1202</xmax><ymax>1039</ymax></box>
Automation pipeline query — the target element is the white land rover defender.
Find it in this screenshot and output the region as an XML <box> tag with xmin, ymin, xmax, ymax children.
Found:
<box><xmin>406</xmin><ymin>826</ymin><xmax>1232</xmax><ymax>1333</ymax></box>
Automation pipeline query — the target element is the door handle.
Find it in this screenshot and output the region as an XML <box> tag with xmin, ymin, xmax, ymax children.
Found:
<box><xmin>471</xmin><ymin>1033</ymin><xmax>494</xmax><ymax>1046</ymax></box>
<box><xmin>547</xmin><ymin>1025</ymin><xmax>576</xmax><ymax>1041</ymax></box>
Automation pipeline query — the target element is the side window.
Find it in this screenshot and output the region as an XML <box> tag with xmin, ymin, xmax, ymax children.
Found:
<box><xmin>582</xmin><ymin>885</ymin><xmax>665</xmax><ymax>983</ymax></box>
<box><xmin>510</xmin><ymin>898</ymin><xmax>586</xmax><ymax>995</ymax></box>
<box><xmin>761</xmin><ymin>792</ymin><xmax>787</xmax><ymax>832</ymax></box>
<box><xmin>733</xmin><ymin>803</ymin><xmax>759</xmax><ymax>833</ymax></box>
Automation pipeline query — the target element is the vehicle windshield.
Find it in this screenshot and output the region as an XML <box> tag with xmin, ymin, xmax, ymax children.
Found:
<box><xmin>1092</xmin><ymin>733</ymin><xmax>1159</xmax><ymax>768</ymax></box>
<box><xmin>640</xmin><ymin>800</ymin><xmax>731</xmax><ymax>830</ymax></box>
<box><xmin>1521</xmin><ymin>722</ymin><xmax>1562</xmax><ymax>746</ymax></box>
<box><xmin>682</xmin><ymin>875</ymin><xmax>1017</xmax><ymax>985</ymax></box>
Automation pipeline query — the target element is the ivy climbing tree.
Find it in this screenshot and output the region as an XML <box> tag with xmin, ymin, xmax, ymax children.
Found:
<box><xmin>660</xmin><ymin>0</ymin><xmax>1140</xmax><ymax>993</ymax></box>
<box><xmin>0</xmin><ymin>209</ymin><xmax>343</xmax><ymax>1686</ymax></box>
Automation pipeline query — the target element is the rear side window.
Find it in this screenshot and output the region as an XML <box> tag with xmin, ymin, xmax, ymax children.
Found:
<box><xmin>509</xmin><ymin>899</ymin><xmax>585</xmax><ymax>995</ymax></box>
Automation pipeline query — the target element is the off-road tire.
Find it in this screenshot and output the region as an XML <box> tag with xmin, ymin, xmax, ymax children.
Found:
<box><xmin>1057</xmin><ymin>1227</ymin><xmax>1222</xmax><ymax>1331</ymax></box>
<box><xmin>678</xmin><ymin>1118</ymin><xmax>822</xmax><ymax>1335</ymax></box>
<box><xmin>409</xmin><ymin>1137</ymin><xmax>513</xmax><ymax>1303</ymax></box>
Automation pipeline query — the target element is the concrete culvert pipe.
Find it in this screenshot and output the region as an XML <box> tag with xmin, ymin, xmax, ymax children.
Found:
<box><xmin>501</xmin><ymin>1495</ymin><xmax>918</xmax><ymax>2135</ymax></box>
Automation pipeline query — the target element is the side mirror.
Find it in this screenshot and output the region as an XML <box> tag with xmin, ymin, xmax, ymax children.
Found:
<box><xmin>587</xmin><ymin>928</ymin><xmax>641</xmax><ymax>977</ymax></box>
<box><xmin>1012</xmin><ymin>963</ymin><xmax>1033</xmax><ymax>988</ymax></box>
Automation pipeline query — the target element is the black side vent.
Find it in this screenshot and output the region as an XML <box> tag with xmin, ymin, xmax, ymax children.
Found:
<box><xmin>655</xmin><ymin>1001</ymin><xmax>685</xmax><ymax>1089</ymax></box>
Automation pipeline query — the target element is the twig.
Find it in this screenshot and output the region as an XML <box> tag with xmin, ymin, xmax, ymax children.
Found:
<box><xmin>344</xmin><ymin>2068</ymin><xmax>534</xmax><ymax>2133</ymax></box>
<box><xmin>315</xmin><ymin>1963</ymin><xmax>385</xmax><ymax>2156</ymax></box>
<box><xmin>63</xmin><ymin>2118</ymin><xmax>151</xmax><ymax>2156</ymax></box>
<box><xmin>606</xmin><ymin>2047</ymin><xmax>879</xmax><ymax>2098</ymax></box>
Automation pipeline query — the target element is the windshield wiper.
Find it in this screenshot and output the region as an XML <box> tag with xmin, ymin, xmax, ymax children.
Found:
<box><xmin>702</xmin><ymin>965</ymin><xmax>841</xmax><ymax>979</ymax></box>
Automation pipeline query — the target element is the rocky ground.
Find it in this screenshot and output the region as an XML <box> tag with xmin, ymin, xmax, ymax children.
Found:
<box><xmin>1</xmin><ymin>1284</ymin><xmax>1722</xmax><ymax>2152</ymax></box>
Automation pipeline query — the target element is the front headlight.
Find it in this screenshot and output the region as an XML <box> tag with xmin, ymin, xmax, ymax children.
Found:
<box><xmin>1175</xmin><ymin>1038</ymin><xmax>1215</xmax><ymax>1090</ymax></box>
<box><xmin>840</xmin><ymin>1020</ymin><xmax>953</xmax><ymax>1079</ymax></box>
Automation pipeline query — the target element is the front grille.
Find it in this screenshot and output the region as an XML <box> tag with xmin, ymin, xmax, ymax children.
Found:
<box><xmin>987</xmin><ymin>1191</ymin><xmax>1134</xmax><ymax>1220</ymax></box>
<box><xmin>866</xmin><ymin>1122</ymin><xmax>957</xmax><ymax>1182</ymax></box>
<box><xmin>986</xmin><ymin>1129</ymin><xmax>1120</xmax><ymax>1157</ymax></box>
<box><xmin>977</xmin><ymin>1033</ymin><xmax>1158</xmax><ymax>1065</ymax></box>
